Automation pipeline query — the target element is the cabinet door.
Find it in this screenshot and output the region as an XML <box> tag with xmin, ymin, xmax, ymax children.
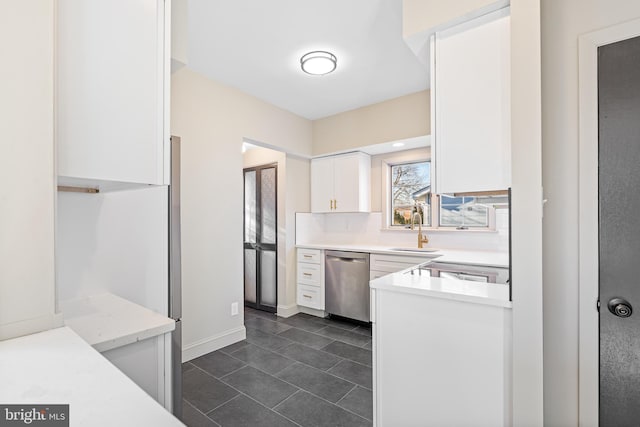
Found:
<box><xmin>311</xmin><ymin>157</ymin><xmax>335</xmax><ymax>213</ymax></box>
<box><xmin>57</xmin><ymin>0</ymin><xmax>167</xmax><ymax>185</ymax></box>
<box><xmin>333</xmin><ymin>153</ymin><xmax>370</xmax><ymax>212</ymax></box>
<box><xmin>433</xmin><ymin>8</ymin><xmax>511</xmax><ymax>194</ymax></box>
<box><xmin>102</xmin><ymin>336</ymin><xmax>162</xmax><ymax>402</ymax></box>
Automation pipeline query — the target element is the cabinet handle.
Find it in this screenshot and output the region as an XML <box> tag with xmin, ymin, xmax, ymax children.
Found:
<box><xmin>303</xmin><ymin>255</ymin><xmax>312</xmax><ymax>258</ymax></box>
<box><xmin>334</xmin><ymin>199</ymin><xmax>337</xmax><ymax>210</ymax></box>
<box><xmin>329</xmin><ymin>200</ymin><xmax>333</xmax><ymax>210</ymax></box>
<box><xmin>303</xmin><ymin>273</ymin><xmax>312</xmax><ymax>276</ymax></box>
<box><xmin>303</xmin><ymin>294</ymin><xmax>312</xmax><ymax>299</ymax></box>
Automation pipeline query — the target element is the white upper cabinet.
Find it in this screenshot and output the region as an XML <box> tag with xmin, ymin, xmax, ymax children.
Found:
<box><xmin>432</xmin><ymin>8</ymin><xmax>511</xmax><ymax>194</ymax></box>
<box><xmin>57</xmin><ymin>0</ymin><xmax>169</xmax><ymax>187</ymax></box>
<box><xmin>311</xmin><ymin>152</ymin><xmax>370</xmax><ymax>213</ymax></box>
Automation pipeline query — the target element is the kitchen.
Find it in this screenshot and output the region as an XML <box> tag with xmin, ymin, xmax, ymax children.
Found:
<box><xmin>187</xmin><ymin>1</ymin><xmax>517</xmax><ymax>424</ymax></box>
<box><xmin>1</xmin><ymin>0</ymin><xmax>538</xmax><ymax>426</ymax></box>
<box><xmin>3</xmin><ymin>0</ymin><xmax>640</xmax><ymax>426</ymax></box>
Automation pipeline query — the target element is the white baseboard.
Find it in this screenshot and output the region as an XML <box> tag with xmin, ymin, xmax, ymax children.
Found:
<box><xmin>276</xmin><ymin>303</ymin><xmax>299</xmax><ymax>318</ymax></box>
<box><xmin>298</xmin><ymin>306</ymin><xmax>326</xmax><ymax>318</ymax></box>
<box><xmin>182</xmin><ymin>326</ymin><xmax>246</xmax><ymax>362</ymax></box>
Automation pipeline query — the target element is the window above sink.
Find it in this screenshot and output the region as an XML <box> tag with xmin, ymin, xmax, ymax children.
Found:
<box><xmin>385</xmin><ymin>157</ymin><xmax>509</xmax><ymax>231</ymax></box>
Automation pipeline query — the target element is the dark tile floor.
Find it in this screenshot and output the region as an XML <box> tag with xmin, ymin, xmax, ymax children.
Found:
<box><xmin>181</xmin><ymin>307</ymin><xmax>373</xmax><ymax>427</ymax></box>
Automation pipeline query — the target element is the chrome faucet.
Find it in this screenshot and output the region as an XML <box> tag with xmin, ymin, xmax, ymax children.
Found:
<box><xmin>411</xmin><ymin>209</ymin><xmax>429</xmax><ymax>249</ymax></box>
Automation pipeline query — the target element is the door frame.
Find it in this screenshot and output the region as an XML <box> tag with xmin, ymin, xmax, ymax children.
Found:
<box><xmin>243</xmin><ymin>163</ymin><xmax>278</xmax><ymax>313</ymax></box>
<box><xmin>578</xmin><ymin>17</ymin><xmax>640</xmax><ymax>426</ymax></box>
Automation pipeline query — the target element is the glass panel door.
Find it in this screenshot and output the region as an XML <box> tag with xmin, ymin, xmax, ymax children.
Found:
<box><xmin>243</xmin><ymin>164</ymin><xmax>277</xmax><ymax>313</ymax></box>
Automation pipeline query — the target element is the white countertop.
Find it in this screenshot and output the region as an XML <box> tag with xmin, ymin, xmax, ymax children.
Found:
<box><xmin>297</xmin><ymin>242</ymin><xmax>510</xmax><ymax>308</ymax></box>
<box><xmin>296</xmin><ymin>243</ymin><xmax>509</xmax><ymax>267</ymax></box>
<box><xmin>0</xmin><ymin>327</ymin><xmax>183</xmax><ymax>426</ymax></box>
<box><xmin>60</xmin><ymin>293</ymin><xmax>175</xmax><ymax>353</ymax></box>
<box><xmin>370</xmin><ymin>267</ymin><xmax>511</xmax><ymax>308</ymax></box>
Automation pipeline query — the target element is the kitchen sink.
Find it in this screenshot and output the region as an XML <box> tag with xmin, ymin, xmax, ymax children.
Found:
<box><xmin>388</xmin><ymin>247</ymin><xmax>440</xmax><ymax>253</ymax></box>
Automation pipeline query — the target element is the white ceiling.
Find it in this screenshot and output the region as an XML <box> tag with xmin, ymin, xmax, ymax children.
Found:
<box><xmin>187</xmin><ymin>0</ymin><xmax>429</xmax><ymax>120</ymax></box>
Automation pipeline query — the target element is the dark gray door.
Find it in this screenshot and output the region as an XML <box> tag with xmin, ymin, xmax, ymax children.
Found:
<box><xmin>598</xmin><ymin>35</ymin><xmax>640</xmax><ymax>425</ymax></box>
<box><xmin>243</xmin><ymin>164</ymin><xmax>277</xmax><ymax>313</ymax></box>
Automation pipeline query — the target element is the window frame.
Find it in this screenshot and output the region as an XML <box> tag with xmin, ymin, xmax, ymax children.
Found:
<box><xmin>384</xmin><ymin>159</ymin><xmax>501</xmax><ymax>232</ymax></box>
<box><xmin>388</xmin><ymin>160</ymin><xmax>432</xmax><ymax>228</ymax></box>
<box><xmin>438</xmin><ymin>194</ymin><xmax>492</xmax><ymax>229</ymax></box>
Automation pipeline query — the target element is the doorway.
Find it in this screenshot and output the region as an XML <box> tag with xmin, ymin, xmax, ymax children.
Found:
<box><xmin>243</xmin><ymin>164</ymin><xmax>277</xmax><ymax>313</ymax></box>
<box><xmin>578</xmin><ymin>19</ymin><xmax>640</xmax><ymax>425</ymax></box>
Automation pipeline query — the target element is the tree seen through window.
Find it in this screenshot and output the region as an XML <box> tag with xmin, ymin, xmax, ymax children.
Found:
<box><xmin>391</xmin><ymin>161</ymin><xmax>430</xmax><ymax>226</ymax></box>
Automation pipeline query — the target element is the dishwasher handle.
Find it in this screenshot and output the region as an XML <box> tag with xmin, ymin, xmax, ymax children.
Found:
<box><xmin>325</xmin><ymin>250</ymin><xmax>369</xmax><ymax>263</ymax></box>
<box><xmin>326</xmin><ymin>255</ymin><xmax>367</xmax><ymax>263</ymax></box>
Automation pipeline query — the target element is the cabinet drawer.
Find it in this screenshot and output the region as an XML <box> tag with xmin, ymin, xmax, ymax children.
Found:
<box><xmin>298</xmin><ymin>263</ymin><xmax>321</xmax><ymax>285</ymax></box>
<box><xmin>298</xmin><ymin>248</ymin><xmax>322</xmax><ymax>264</ymax></box>
<box><xmin>297</xmin><ymin>284</ymin><xmax>323</xmax><ymax>310</ymax></box>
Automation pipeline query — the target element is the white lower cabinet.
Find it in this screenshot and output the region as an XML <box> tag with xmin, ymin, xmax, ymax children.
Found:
<box><xmin>102</xmin><ymin>333</ymin><xmax>171</xmax><ymax>407</ymax></box>
<box><xmin>297</xmin><ymin>248</ymin><xmax>324</xmax><ymax>311</ymax></box>
<box><xmin>297</xmin><ymin>284</ymin><xmax>323</xmax><ymax>310</ymax></box>
<box><xmin>60</xmin><ymin>294</ymin><xmax>174</xmax><ymax>411</ymax></box>
<box><xmin>296</xmin><ymin>249</ymin><xmax>437</xmax><ymax>312</ymax></box>
<box><xmin>372</xmin><ymin>288</ymin><xmax>512</xmax><ymax>426</ymax></box>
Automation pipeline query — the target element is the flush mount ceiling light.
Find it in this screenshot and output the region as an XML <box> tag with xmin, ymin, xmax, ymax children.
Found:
<box><xmin>300</xmin><ymin>51</ymin><xmax>337</xmax><ymax>75</ymax></box>
<box><xmin>392</xmin><ymin>142</ymin><xmax>405</xmax><ymax>148</ymax></box>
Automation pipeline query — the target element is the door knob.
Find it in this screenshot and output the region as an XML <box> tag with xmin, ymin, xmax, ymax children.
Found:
<box><xmin>608</xmin><ymin>298</ymin><xmax>633</xmax><ymax>318</ymax></box>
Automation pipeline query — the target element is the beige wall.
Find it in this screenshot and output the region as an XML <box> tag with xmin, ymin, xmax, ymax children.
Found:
<box><xmin>171</xmin><ymin>68</ymin><xmax>312</xmax><ymax>359</ymax></box>
<box><xmin>403</xmin><ymin>0</ymin><xmax>498</xmax><ymax>36</ymax></box>
<box><xmin>171</xmin><ymin>0</ymin><xmax>188</xmax><ymax>69</ymax></box>
<box><xmin>284</xmin><ymin>155</ymin><xmax>310</xmax><ymax>313</ymax></box>
<box><xmin>0</xmin><ymin>1</ymin><xmax>58</xmax><ymax>340</ymax></box>
<box><xmin>312</xmin><ymin>90</ymin><xmax>430</xmax><ymax>156</ymax></box>
<box><xmin>541</xmin><ymin>1</ymin><xmax>640</xmax><ymax>425</ymax></box>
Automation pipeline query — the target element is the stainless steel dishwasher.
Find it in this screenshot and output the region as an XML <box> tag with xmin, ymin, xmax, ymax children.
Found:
<box><xmin>325</xmin><ymin>250</ymin><xmax>370</xmax><ymax>322</ymax></box>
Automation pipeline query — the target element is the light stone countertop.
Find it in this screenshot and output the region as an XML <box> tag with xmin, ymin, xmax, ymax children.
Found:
<box><xmin>0</xmin><ymin>327</ymin><xmax>183</xmax><ymax>426</ymax></box>
<box><xmin>296</xmin><ymin>243</ymin><xmax>510</xmax><ymax>307</ymax></box>
<box><xmin>60</xmin><ymin>293</ymin><xmax>175</xmax><ymax>353</ymax></box>
<box><xmin>296</xmin><ymin>243</ymin><xmax>509</xmax><ymax>267</ymax></box>
<box><xmin>370</xmin><ymin>266</ymin><xmax>511</xmax><ymax>308</ymax></box>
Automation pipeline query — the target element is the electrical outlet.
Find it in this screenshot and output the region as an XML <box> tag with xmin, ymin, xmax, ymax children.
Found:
<box><xmin>231</xmin><ymin>302</ymin><xmax>239</xmax><ymax>316</ymax></box>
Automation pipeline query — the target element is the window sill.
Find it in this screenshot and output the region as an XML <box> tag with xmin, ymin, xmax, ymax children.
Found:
<box><xmin>381</xmin><ymin>227</ymin><xmax>499</xmax><ymax>234</ymax></box>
